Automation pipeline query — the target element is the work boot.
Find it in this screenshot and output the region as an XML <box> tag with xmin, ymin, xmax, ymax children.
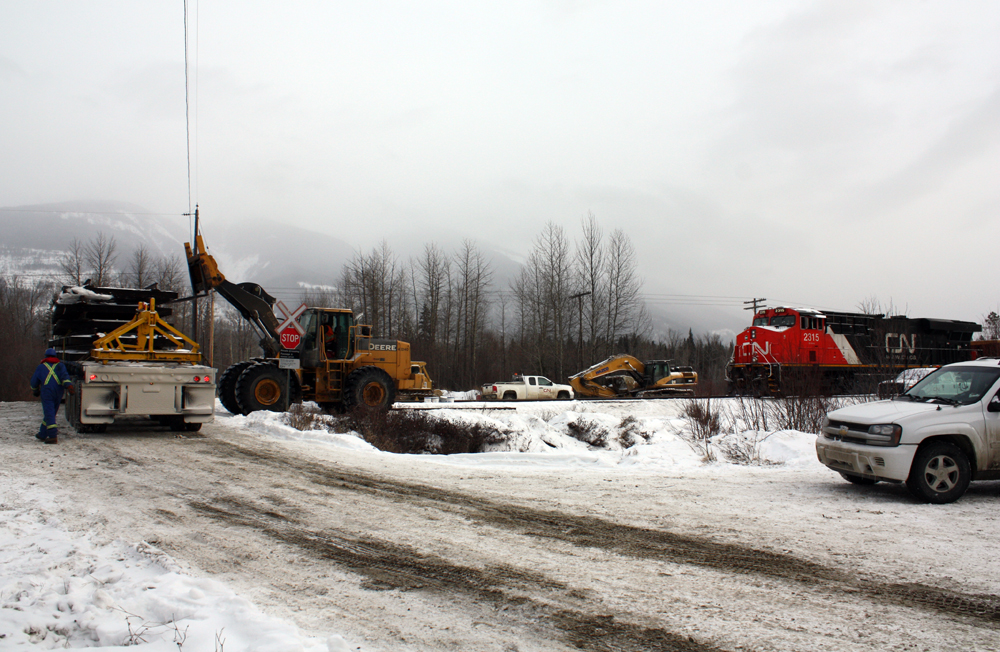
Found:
<box><xmin>44</xmin><ymin>437</ymin><xmax>58</xmax><ymax>444</ymax></box>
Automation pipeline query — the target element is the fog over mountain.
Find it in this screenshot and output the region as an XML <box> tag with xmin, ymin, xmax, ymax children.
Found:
<box><xmin>0</xmin><ymin>201</ymin><xmax>742</xmax><ymax>339</ymax></box>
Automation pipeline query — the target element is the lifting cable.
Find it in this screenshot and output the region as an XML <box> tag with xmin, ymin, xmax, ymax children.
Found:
<box><xmin>183</xmin><ymin>0</ymin><xmax>198</xmax><ymax>240</ymax></box>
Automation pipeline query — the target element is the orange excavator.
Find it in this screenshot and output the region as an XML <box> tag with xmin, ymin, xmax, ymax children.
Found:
<box><xmin>569</xmin><ymin>355</ymin><xmax>697</xmax><ymax>398</ymax></box>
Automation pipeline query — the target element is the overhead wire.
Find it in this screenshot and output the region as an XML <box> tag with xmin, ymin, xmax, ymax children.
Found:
<box><xmin>0</xmin><ymin>209</ymin><xmax>186</xmax><ymax>217</ymax></box>
<box><xmin>183</xmin><ymin>0</ymin><xmax>193</xmax><ymax>238</ymax></box>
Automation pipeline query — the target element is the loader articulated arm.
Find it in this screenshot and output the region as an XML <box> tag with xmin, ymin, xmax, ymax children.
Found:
<box><xmin>185</xmin><ymin>235</ymin><xmax>282</xmax><ymax>357</ymax></box>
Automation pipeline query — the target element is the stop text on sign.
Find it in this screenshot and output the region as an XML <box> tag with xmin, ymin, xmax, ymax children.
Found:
<box><xmin>280</xmin><ymin>327</ymin><xmax>301</xmax><ymax>349</ymax></box>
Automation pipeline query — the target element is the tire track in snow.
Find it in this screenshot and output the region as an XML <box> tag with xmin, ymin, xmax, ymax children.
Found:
<box><xmin>188</xmin><ymin>494</ymin><xmax>726</xmax><ymax>652</ymax></box>
<box><xmin>208</xmin><ymin>440</ymin><xmax>1000</xmax><ymax>627</ymax></box>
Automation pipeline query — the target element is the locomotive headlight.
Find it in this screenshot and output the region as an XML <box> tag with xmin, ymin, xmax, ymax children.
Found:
<box><xmin>867</xmin><ymin>424</ymin><xmax>902</xmax><ymax>446</ymax></box>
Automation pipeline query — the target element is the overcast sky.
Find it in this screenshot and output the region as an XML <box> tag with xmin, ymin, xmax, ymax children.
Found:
<box><xmin>2</xmin><ymin>1</ymin><xmax>998</xmax><ymax>331</ymax></box>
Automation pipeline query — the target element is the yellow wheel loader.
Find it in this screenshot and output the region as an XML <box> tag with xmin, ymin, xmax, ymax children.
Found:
<box><xmin>185</xmin><ymin>229</ymin><xmax>432</xmax><ymax>415</ymax></box>
<box><xmin>569</xmin><ymin>354</ymin><xmax>697</xmax><ymax>398</ymax></box>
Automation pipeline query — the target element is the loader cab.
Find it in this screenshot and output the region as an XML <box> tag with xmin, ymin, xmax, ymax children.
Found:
<box><xmin>299</xmin><ymin>309</ymin><xmax>354</xmax><ymax>366</ymax></box>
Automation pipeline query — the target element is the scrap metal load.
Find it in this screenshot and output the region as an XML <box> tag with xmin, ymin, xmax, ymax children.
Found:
<box><xmin>49</xmin><ymin>284</ymin><xmax>216</xmax><ymax>433</ymax></box>
<box><xmin>50</xmin><ymin>285</ymin><xmax>183</xmax><ymax>360</ymax></box>
<box><xmin>727</xmin><ymin>306</ymin><xmax>981</xmax><ymax>396</ymax></box>
<box><xmin>569</xmin><ymin>355</ymin><xmax>698</xmax><ymax>398</ymax></box>
<box><xmin>185</xmin><ymin>229</ymin><xmax>433</xmax><ymax>415</ymax></box>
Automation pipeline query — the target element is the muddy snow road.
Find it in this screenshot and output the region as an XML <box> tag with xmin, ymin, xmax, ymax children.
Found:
<box><xmin>4</xmin><ymin>400</ymin><xmax>1000</xmax><ymax>651</ymax></box>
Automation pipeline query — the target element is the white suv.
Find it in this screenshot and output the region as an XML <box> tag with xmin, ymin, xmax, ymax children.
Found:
<box><xmin>816</xmin><ymin>359</ymin><xmax>1000</xmax><ymax>503</ymax></box>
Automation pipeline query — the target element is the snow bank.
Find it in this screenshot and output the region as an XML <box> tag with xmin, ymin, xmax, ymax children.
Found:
<box><xmin>215</xmin><ymin>399</ymin><xmax>823</xmax><ymax>472</ymax></box>
<box><xmin>0</xmin><ymin>479</ymin><xmax>342</xmax><ymax>651</ymax></box>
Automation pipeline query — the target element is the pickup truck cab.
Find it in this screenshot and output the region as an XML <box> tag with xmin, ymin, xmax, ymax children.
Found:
<box><xmin>481</xmin><ymin>375</ymin><xmax>574</xmax><ymax>401</ymax></box>
<box><xmin>816</xmin><ymin>359</ymin><xmax>1000</xmax><ymax>503</ymax></box>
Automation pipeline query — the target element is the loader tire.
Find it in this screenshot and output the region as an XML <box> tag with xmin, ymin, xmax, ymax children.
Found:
<box><xmin>236</xmin><ymin>362</ymin><xmax>300</xmax><ymax>414</ymax></box>
<box><xmin>218</xmin><ymin>360</ymin><xmax>255</xmax><ymax>415</ymax></box>
<box><xmin>343</xmin><ymin>366</ymin><xmax>396</xmax><ymax>411</ymax></box>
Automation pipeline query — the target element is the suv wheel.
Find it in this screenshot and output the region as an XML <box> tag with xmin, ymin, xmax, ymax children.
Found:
<box><xmin>906</xmin><ymin>442</ymin><xmax>971</xmax><ymax>504</ymax></box>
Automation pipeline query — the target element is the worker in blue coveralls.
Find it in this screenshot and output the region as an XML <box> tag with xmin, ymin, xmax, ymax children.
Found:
<box><xmin>29</xmin><ymin>348</ymin><xmax>75</xmax><ymax>444</ymax></box>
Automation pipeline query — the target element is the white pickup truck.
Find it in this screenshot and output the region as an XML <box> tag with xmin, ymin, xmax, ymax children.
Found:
<box><xmin>816</xmin><ymin>358</ymin><xmax>1000</xmax><ymax>503</ymax></box>
<box><xmin>481</xmin><ymin>375</ymin><xmax>574</xmax><ymax>401</ymax></box>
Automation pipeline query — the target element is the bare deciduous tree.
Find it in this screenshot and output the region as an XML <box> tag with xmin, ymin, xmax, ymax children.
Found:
<box><xmin>0</xmin><ymin>276</ymin><xmax>51</xmax><ymax>401</ymax></box>
<box><xmin>603</xmin><ymin>227</ymin><xmax>647</xmax><ymax>354</ymax></box>
<box><xmin>574</xmin><ymin>212</ymin><xmax>607</xmax><ymax>363</ymax></box>
<box><xmin>60</xmin><ymin>238</ymin><xmax>86</xmax><ymax>286</ymax></box>
<box><xmin>452</xmin><ymin>240</ymin><xmax>494</xmax><ymax>386</ymax></box>
<box><xmin>122</xmin><ymin>244</ymin><xmax>153</xmax><ymax>288</ymax></box>
<box><xmin>84</xmin><ymin>232</ymin><xmax>118</xmax><ymax>286</ymax></box>
<box><xmin>340</xmin><ymin>241</ymin><xmax>412</xmax><ymax>337</ymax></box>
<box><xmin>981</xmin><ymin>311</ymin><xmax>1000</xmax><ymax>340</ymax></box>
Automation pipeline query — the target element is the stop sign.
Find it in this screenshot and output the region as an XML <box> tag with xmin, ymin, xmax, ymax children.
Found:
<box><xmin>280</xmin><ymin>326</ymin><xmax>301</xmax><ymax>349</ymax></box>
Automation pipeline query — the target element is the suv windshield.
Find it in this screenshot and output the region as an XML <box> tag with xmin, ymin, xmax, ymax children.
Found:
<box><xmin>902</xmin><ymin>366</ymin><xmax>1000</xmax><ymax>405</ymax></box>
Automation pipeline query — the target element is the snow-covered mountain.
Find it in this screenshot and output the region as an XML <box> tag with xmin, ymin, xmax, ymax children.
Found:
<box><xmin>0</xmin><ymin>201</ymin><xmax>739</xmax><ymax>335</ymax></box>
<box><xmin>0</xmin><ymin>201</ymin><xmax>357</xmax><ymax>293</ymax></box>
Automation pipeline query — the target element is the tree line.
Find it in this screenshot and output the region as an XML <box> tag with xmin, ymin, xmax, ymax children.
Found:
<box><xmin>1</xmin><ymin>217</ymin><xmax>739</xmax><ymax>401</ymax></box>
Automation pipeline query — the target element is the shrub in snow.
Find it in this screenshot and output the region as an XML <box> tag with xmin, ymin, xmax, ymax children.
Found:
<box><xmin>563</xmin><ymin>414</ymin><xmax>650</xmax><ymax>451</ymax></box>
<box><xmin>682</xmin><ymin>399</ymin><xmax>720</xmax><ymax>462</ymax></box>
<box><xmin>347</xmin><ymin>407</ymin><xmax>508</xmax><ymax>454</ymax></box>
<box><xmin>715</xmin><ymin>430</ymin><xmax>779</xmax><ymax>466</ymax></box>
<box><xmin>566</xmin><ymin>418</ymin><xmax>611</xmax><ymax>447</ymax></box>
<box><xmin>615</xmin><ymin>415</ymin><xmax>649</xmax><ymax>448</ymax></box>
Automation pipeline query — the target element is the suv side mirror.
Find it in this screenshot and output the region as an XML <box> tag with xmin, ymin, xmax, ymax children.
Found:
<box><xmin>989</xmin><ymin>395</ymin><xmax>1000</xmax><ymax>413</ymax></box>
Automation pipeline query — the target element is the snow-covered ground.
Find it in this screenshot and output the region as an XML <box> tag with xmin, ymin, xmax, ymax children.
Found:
<box><xmin>2</xmin><ymin>398</ymin><xmax>999</xmax><ymax>651</ymax></box>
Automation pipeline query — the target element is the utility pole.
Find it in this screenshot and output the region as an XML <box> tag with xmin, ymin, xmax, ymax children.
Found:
<box><xmin>570</xmin><ymin>291</ymin><xmax>592</xmax><ymax>371</ymax></box>
<box><xmin>187</xmin><ymin>206</ymin><xmax>200</xmax><ymax>345</ymax></box>
<box><xmin>744</xmin><ymin>297</ymin><xmax>766</xmax><ymax>313</ymax></box>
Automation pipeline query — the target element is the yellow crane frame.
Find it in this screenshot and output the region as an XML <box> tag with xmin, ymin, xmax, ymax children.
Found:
<box><xmin>90</xmin><ymin>299</ymin><xmax>202</xmax><ymax>363</ymax></box>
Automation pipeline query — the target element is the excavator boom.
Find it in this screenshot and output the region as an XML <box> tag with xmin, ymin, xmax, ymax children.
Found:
<box><xmin>570</xmin><ymin>354</ymin><xmax>697</xmax><ymax>398</ymax></box>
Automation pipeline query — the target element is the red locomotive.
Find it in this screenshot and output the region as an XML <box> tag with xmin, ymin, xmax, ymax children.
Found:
<box><xmin>727</xmin><ymin>306</ymin><xmax>981</xmax><ymax>395</ymax></box>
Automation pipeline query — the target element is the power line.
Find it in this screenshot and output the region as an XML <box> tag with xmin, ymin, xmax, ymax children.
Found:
<box><xmin>0</xmin><ymin>209</ymin><xmax>186</xmax><ymax>217</ymax></box>
<box><xmin>183</xmin><ymin>0</ymin><xmax>193</xmax><ymax>232</ymax></box>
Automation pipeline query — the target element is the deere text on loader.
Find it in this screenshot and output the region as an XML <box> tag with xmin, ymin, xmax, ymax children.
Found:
<box><xmin>185</xmin><ymin>232</ymin><xmax>432</xmax><ymax>415</ymax></box>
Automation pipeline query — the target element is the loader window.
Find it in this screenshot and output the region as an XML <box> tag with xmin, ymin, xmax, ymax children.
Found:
<box><xmin>320</xmin><ymin>312</ymin><xmax>352</xmax><ymax>360</ymax></box>
<box><xmin>299</xmin><ymin>311</ymin><xmax>319</xmax><ymax>352</ymax></box>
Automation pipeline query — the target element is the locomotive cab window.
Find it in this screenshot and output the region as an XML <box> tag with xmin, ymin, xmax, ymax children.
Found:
<box><xmin>753</xmin><ymin>316</ymin><xmax>768</xmax><ymax>326</ymax></box>
<box><xmin>800</xmin><ymin>316</ymin><xmax>823</xmax><ymax>330</ymax></box>
<box><xmin>771</xmin><ymin>315</ymin><xmax>796</xmax><ymax>328</ymax></box>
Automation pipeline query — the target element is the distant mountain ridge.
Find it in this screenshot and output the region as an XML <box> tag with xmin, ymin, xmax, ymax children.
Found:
<box><xmin>0</xmin><ymin>201</ymin><xmax>358</xmax><ymax>295</ymax></box>
<box><xmin>0</xmin><ymin>201</ymin><xmax>738</xmax><ymax>336</ymax></box>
